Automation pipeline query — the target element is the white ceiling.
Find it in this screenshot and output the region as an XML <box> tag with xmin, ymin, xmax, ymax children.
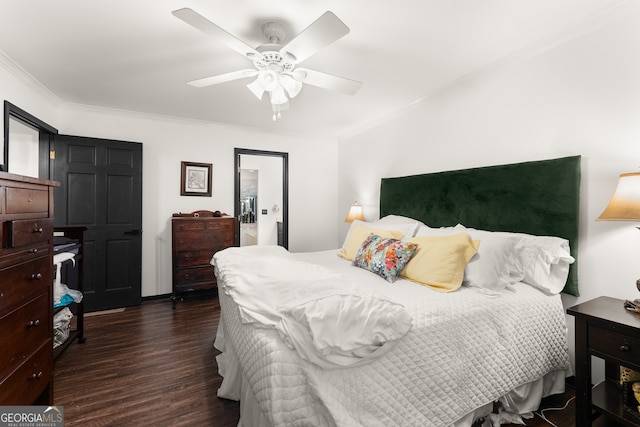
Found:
<box><xmin>0</xmin><ymin>0</ymin><xmax>626</xmax><ymax>139</ymax></box>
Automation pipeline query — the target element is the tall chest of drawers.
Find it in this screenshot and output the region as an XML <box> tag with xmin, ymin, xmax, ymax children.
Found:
<box><xmin>0</xmin><ymin>172</ymin><xmax>58</xmax><ymax>405</ymax></box>
<box><xmin>171</xmin><ymin>213</ymin><xmax>236</xmax><ymax>308</ymax></box>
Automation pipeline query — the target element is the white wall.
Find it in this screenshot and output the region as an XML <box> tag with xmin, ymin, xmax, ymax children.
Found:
<box><xmin>338</xmin><ymin>9</ymin><xmax>640</xmax><ymax>377</ymax></box>
<box><xmin>0</xmin><ymin>60</ymin><xmax>339</xmax><ymax>299</ymax></box>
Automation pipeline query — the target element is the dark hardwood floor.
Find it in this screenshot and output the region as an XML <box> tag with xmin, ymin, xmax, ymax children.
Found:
<box><xmin>54</xmin><ymin>293</ymin><xmax>611</xmax><ymax>426</ymax></box>
<box><xmin>54</xmin><ymin>294</ymin><xmax>240</xmax><ymax>426</ymax></box>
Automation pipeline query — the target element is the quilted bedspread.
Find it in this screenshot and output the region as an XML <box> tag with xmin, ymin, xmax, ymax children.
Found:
<box><xmin>214</xmin><ymin>249</ymin><xmax>570</xmax><ymax>427</ymax></box>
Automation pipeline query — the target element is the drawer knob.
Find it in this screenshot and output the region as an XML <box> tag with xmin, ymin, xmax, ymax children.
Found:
<box><xmin>30</xmin><ymin>371</ymin><xmax>43</xmax><ymax>380</ymax></box>
<box><xmin>28</xmin><ymin>319</ymin><xmax>41</xmax><ymax>327</ymax></box>
<box><xmin>33</xmin><ymin>227</ymin><xmax>43</xmax><ymax>233</ymax></box>
<box><xmin>620</xmin><ymin>344</ymin><xmax>631</xmax><ymax>352</ymax></box>
<box><xmin>28</xmin><ymin>248</ymin><xmax>38</xmax><ymax>254</ymax></box>
<box><xmin>29</xmin><ymin>273</ymin><xmax>43</xmax><ymax>280</ymax></box>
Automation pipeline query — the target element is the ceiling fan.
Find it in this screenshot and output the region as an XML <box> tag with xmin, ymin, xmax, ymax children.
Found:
<box><xmin>172</xmin><ymin>8</ymin><xmax>362</xmax><ymax>120</ymax></box>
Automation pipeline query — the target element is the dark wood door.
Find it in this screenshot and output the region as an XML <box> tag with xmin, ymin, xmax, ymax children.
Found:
<box><xmin>51</xmin><ymin>135</ymin><xmax>142</xmax><ymax>312</ymax></box>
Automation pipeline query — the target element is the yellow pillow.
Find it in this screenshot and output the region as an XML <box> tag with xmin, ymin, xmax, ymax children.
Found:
<box><xmin>339</xmin><ymin>224</ymin><xmax>405</xmax><ymax>261</ymax></box>
<box><xmin>401</xmin><ymin>233</ymin><xmax>479</xmax><ymax>292</ymax></box>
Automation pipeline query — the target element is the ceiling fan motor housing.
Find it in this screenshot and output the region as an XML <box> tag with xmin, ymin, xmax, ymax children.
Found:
<box><xmin>253</xmin><ymin>21</ymin><xmax>297</xmax><ymax>74</ymax></box>
<box><xmin>262</xmin><ymin>21</ymin><xmax>285</xmax><ymax>44</ymax></box>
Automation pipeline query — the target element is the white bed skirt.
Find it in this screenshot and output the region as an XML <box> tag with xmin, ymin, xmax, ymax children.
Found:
<box><xmin>215</xmin><ymin>312</ymin><xmax>568</xmax><ymax>427</ymax></box>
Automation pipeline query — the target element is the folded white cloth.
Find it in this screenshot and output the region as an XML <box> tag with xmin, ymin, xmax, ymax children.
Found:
<box><xmin>212</xmin><ymin>245</ymin><xmax>412</xmax><ymax>368</ymax></box>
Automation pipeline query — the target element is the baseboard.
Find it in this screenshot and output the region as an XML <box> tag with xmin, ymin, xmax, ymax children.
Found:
<box><xmin>142</xmin><ymin>289</ymin><xmax>218</xmax><ymax>303</ymax></box>
<box><xmin>142</xmin><ymin>293</ymin><xmax>172</xmax><ymax>302</ymax></box>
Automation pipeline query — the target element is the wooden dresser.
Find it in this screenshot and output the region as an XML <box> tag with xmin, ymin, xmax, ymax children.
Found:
<box><xmin>0</xmin><ymin>172</ymin><xmax>58</xmax><ymax>405</ymax></box>
<box><xmin>171</xmin><ymin>212</ymin><xmax>236</xmax><ymax>308</ymax></box>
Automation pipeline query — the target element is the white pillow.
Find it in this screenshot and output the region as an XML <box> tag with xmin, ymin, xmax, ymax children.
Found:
<box><xmin>416</xmin><ymin>225</ymin><xmax>521</xmax><ymax>292</ymax></box>
<box><xmin>414</xmin><ymin>224</ymin><xmax>460</xmax><ymax>237</ymax></box>
<box><xmin>456</xmin><ymin>226</ymin><xmax>575</xmax><ymax>294</ymax></box>
<box><xmin>375</xmin><ymin>215</ymin><xmax>425</xmax><ymax>236</ymax></box>
<box><xmin>514</xmin><ymin>235</ymin><xmax>574</xmax><ymax>294</ymax></box>
<box><xmin>457</xmin><ymin>227</ymin><xmax>522</xmax><ymax>291</ymax></box>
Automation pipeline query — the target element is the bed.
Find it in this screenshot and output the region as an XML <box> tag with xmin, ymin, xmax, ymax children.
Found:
<box><xmin>212</xmin><ymin>155</ymin><xmax>581</xmax><ymax>426</ymax></box>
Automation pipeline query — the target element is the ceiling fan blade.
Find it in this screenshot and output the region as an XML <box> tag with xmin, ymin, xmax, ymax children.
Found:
<box><xmin>172</xmin><ymin>8</ymin><xmax>259</xmax><ymax>58</ymax></box>
<box><xmin>295</xmin><ymin>68</ymin><xmax>362</xmax><ymax>95</ymax></box>
<box><xmin>280</xmin><ymin>11</ymin><xmax>350</xmax><ymax>64</ymax></box>
<box><xmin>187</xmin><ymin>69</ymin><xmax>258</xmax><ymax>88</ymax></box>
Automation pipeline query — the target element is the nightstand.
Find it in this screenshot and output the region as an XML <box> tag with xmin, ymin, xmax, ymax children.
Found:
<box><xmin>568</xmin><ymin>296</ymin><xmax>640</xmax><ymax>426</ymax></box>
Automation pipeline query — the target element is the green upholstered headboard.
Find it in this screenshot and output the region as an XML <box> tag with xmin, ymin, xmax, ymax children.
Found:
<box><xmin>380</xmin><ymin>156</ymin><xmax>581</xmax><ymax>296</ymax></box>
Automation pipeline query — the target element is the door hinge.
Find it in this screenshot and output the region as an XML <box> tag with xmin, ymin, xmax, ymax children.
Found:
<box><xmin>49</xmin><ymin>150</ymin><xmax>55</xmax><ymax>160</ymax></box>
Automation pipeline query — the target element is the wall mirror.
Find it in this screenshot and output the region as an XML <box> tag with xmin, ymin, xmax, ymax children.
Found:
<box><xmin>3</xmin><ymin>101</ymin><xmax>57</xmax><ymax>177</ymax></box>
<box><xmin>234</xmin><ymin>148</ymin><xmax>288</xmax><ymax>249</ymax></box>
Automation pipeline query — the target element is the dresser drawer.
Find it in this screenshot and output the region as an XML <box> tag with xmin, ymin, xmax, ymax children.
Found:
<box><xmin>0</xmin><ymin>293</ymin><xmax>51</xmax><ymax>380</ymax></box>
<box><xmin>174</xmin><ymin>249</ymin><xmax>217</xmax><ymax>268</ymax></box>
<box><xmin>0</xmin><ymin>255</ymin><xmax>52</xmax><ymax>313</ymax></box>
<box><xmin>174</xmin><ymin>231</ymin><xmax>233</xmax><ymax>252</ymax></box>
<box><xmin>0</xmin><ymin>242</ymin><xmax>50</xmax><ymax>270</ymax></box>
<box><xmin>8</xmin><ymin>218</ymin><xmax>53</xmax><ymax>248</ymax></box>
<box><xmin>5</xmin><ymin>187</ymin><xmax>50</xmax><ymax>215</ymax></box>
<box><xmin>0</xmin><ymin>340</ymin><xmax>53</xmax><ymax>405</ymax></box>
<box><xmin>174</xmin><ymin>220</ymin><xmax>206</xmax><ymax>232</ymax></box>
<box><xmin>206</xmin><ymin>220</ymin><xmax>233</xmax><ymax>231</ymax></box>
<box><xmin>175</xmin><ymin>265</ymin><xmax>216</xmax><ymax>286</ymax></box>
<box><xmin>590</xmin><ymin>324</ymin><xmax>640</xmax><ymax>366</ymax></box>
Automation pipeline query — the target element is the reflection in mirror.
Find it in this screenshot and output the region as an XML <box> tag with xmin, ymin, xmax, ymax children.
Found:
<box><xmin>240</xmin><ymin>169</ymin><xmax>258</xmax><ymax>246</ymax></box>
<box><xmin>3</xmin><ymin>101</ymin><xmax>58</xmax><ymax>178</ymax></box>
<box><xmin>8</xmin><ymin>116</ymin><xmax>39</xmax><ymax>177</ymax></box>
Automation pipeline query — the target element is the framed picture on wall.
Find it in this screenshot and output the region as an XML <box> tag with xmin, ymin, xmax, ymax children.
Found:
<box><xmin>181</xmin><ymin>161</ymin><xmax>212</xmax><ymax>197</ymax></box>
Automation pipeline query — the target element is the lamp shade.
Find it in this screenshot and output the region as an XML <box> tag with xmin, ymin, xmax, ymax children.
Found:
<box><xmin>597</xmin><ymin>172</ymin><xmax>640</xmax><ymax>221</ymax></box>
<box><xmin>270</xmin><ymin>85</ymin><xmax>288</xmax><ymax>105</ymax></box>
<box><xmin>246</xmin><ymin>78</ymin><xmax>265</xmax><ymax>100</ymax></box>
<box><xmin>281</xmin><ymin>75</ymin><xmax>303</xmax><ymax>98</ymax></box>
<box><xmin>344</xmin><ymin>202</ymin><xmax>364</xmax><ymax>223</ymax></box>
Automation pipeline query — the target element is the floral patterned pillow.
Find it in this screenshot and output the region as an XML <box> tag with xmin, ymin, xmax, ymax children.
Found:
<box><xmin>352</xmin><ymin>234</ymin><xmax>418</xmax><ymax>283</ymax></box>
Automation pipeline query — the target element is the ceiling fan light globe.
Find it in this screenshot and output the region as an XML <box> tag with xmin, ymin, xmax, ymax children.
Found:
<box><xmin>270</xmin><ymin>86</ymin><xmax>288</xmax><ymax>105</ymax></box>
<box><xmin>246</xmin><ymin>78</ymin><xmax>265</xmax><ymax>100</ymax></box>
<box><xmin>281</xmin><ymin>75</ymin><xmax>303</xmax><ymax>98</ymax></box>
<box><xmin>259</xmin><ymin>70</ymin><xmax>279</xmax><ymax>91</ymax></box>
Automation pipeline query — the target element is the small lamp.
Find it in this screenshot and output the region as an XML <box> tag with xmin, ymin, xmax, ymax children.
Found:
<box><xmin>597</xmin><ymin>172</ymin><xmax>640</xmax><ymax>296</ymax></box>
<box><xmin>598</xmin><ymin>172</ymin><xmax>640</xmax><ymax>224</ymax></box>
<box><xmin>344</xmin><ymin>201</ymin><xmax>365</xmax><ymax>223</ymax></box>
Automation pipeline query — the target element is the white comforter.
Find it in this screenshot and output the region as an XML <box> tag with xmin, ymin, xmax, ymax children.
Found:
<box><xmin>213</xmin><ymin>248</ymin><xmax>571</xmax><ymax>427</ymax></box>
<box><xmin>213</xmin><ymin>245</ymin><xmax>412</xmax><ymax>368</ymax></box>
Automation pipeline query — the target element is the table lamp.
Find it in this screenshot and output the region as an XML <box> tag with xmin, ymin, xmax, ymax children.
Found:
<box><xmin>598</xmin><ymin>172</ymin><xmax>640</xmax><ymax>300</ymax></box>
<box><xmin>345</xmin><ymin>201</ymin><xmax>365</xmax><ymax>223</ymax></box>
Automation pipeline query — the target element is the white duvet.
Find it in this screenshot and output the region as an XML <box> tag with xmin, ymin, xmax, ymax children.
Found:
<box><xmin>213</xmin><ymin>248</ymin><xmax>571</xmax><ymax>427</ymax></box>
<box><xmin>213</xmin><ymin>245</ymin><xmax>412</xmax><ymax>368</ymax></box>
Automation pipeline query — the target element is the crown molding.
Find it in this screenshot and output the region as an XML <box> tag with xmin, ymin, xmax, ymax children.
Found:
<box><xmin>0</xmin><ymin>50</ymin><xmax>61</xmax><ymax>108</ymax></box>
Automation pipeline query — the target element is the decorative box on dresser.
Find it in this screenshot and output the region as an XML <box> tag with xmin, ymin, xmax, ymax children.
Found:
<box><xmin>171</xmin><ymin>211</ymin><xmax>237</xmax><ymax>308</ymax></box>
<box><xmin>0</xmin><ymin>172</ymin><xmax>58</xmax><ymax>405</ymax></box>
